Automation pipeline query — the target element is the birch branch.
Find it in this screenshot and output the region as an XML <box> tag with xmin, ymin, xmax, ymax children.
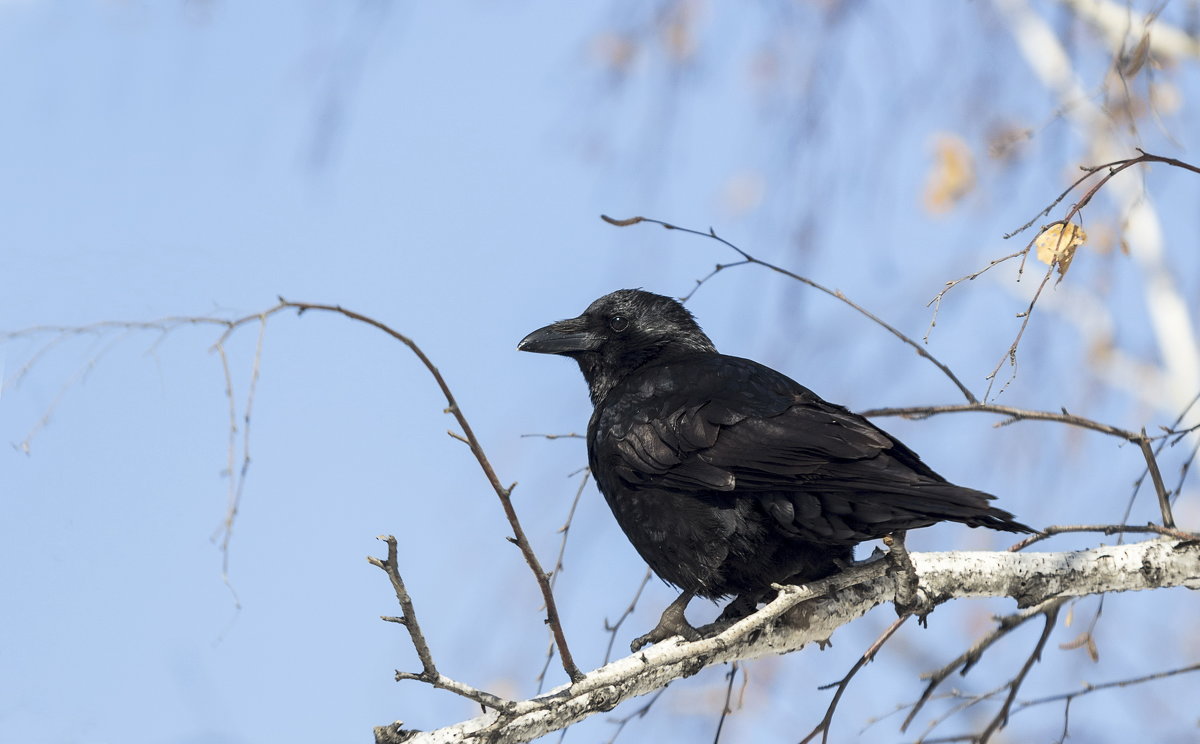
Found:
<box><xmin>375</xmin><ymin>538</ymin><xmax>1200</xmax><ymax>744</ymax></box>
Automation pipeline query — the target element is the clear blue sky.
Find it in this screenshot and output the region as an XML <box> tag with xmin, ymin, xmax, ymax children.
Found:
<box><xmin>3</xmin><ymin>2</ymin><xmax>1198</xmax><ymax>743</ymax></box>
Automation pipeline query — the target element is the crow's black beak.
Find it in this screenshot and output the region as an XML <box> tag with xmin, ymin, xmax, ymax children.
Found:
<box><xmin>518</xmin><ymin>317</ymin><xmax>602</xmax><ymax>355</ymax></box>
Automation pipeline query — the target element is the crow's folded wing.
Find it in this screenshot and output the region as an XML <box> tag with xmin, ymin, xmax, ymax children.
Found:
<box><xmin>596</xmin><ymin>354</ymin><xmax>911</xmax><ymax>490</ymax></box>
<box><xmin>591</xmin><ymin>354</ymin><xmax>1030</xmax><ymax>542</ymax></box>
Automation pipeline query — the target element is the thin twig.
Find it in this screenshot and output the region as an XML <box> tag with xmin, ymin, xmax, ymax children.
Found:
<box><xmin>212</xmin><ymin>314</ymin><xmax>268</xmax><ymax>593</ymax></box>
<box><xmin>288</xmin><ymin>302</ymin><xmax>584</xmax><ymax>680</ymax></box>
<box><xmin>976</xmin><ymin>602</ymin><xmax>1061</xmax><ymax>742</ymax></box>
<box><xmin>1002</xmin><ymin>155</ymin><xmax>1136</xmax><ymax>239</ymax></box>
<box><xmin>981</xmin><ymin>261</ymin><xmax>1056</xmax><ymax>400</ymax></box>
<box><xmin>368</xmin><ymin>535</ymin><xmax>516</xmax><ymax>712</ymax></box>
<box><xmin>799</xmin><ymin>614</ymin><xmax>910</xmax><ymax>744</ymax></box>
<box><xmin>1008</xmin><ymin>523</ymin><xmax>1199</xmax><ymax>552</ymax></box>
<box><xmin>520</xmin><ymin>432</ymin><xmax>584</xmax><ymax>439</ymax></box>
<box><xmin>368</xmin><ymin>536</ymin><xmax>438</xmax><ymax>677</ymax></box>
<box><xmin>1137</xmin><ymin>428</ymin><xmax>1175</xmax><ymax>528</ymax></box>
<box><xmin>1011</xmin><ymin>661</ymin><xmax>1200</xmax><ymax>716</ymax></box>
<box><xmin>925</xmin><ymin>248</ymin><xmax>1026</xmax><ymax>341</ymax></box>
<box><xmin>712</xmin><ymin>662</ymin><xmax>739</xmax><ymax>744</ymax></box>
<box><xmin>4</xmin><ymin>299</ymin><xmax>587</xmax><ymax>682</ymax></box>
<box><xmin>600</xmin><ymin>214</ymin><xmax>979</xmax><ymax>404</ymax></box>
<box><xmin>278</xmin><ymin>300</ymin><xmax>585</xmax><ymax>682</ymax></box>
<box><xmin>536</xmin><ymin>469</ymin><xmax>591</xmax><ymax>694</ymax></box>
<box><xmin>926</xmin><ymin>150</ymin><xmax>1200</xmax><ymax>400</ymax></box>
<box><xmin>1170</xmin><ymin>435</ymin><xmax>1200</xmax><ymax>505</ymax></box>
<box><xmin>902</xmin><ymin>597</ymin><xmax>1066</xmax><ymax>732</ymax></box>
<box><xmin>1120</xmin><ymin>387</ymin><xmax>1200</xmax><ymax>537</ymax></box>
<box><xmin>1009</xmin><ymin>151</ymin><xmax>1200</xmax><ymax>239</ymax></box>
<box><xmin>12</xmin><ymin>329</ymin><xmax>136</xmax><ymax>453</ymax></box>
<box><xmin>861</xmin><ymin>402</ymin><xmax>1175</xmax><ymax>523</ymax></box>
<box><xmin>213</xmin><ymin>341</ymin><xmax>240</xmax><ymax>584</ymax></box>
<box><xmin>549</xmin><ymin>470</ymin><xmax>589</xmax><ymax>590</ymax></box>
<box><xmin>604</xmin><ymin>568</ymin><xmax>654</xmax><ymax>664</ymax></box>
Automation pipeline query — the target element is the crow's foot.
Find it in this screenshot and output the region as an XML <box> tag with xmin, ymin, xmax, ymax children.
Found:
<box><xmin>884</xmin><ymin>531</ymin><xmax>933</xmax><ymax>624</ymax></box>
<box><xmin>631</xmin><ymin>591</ymin><xmax>700</xmax><ymax>651</ymax></box>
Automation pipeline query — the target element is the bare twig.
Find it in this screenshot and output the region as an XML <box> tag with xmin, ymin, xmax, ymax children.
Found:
<box><xmin>549</xmin><ymin>470</ymin><xmax>589</xmax><ymax>589</ymax></box>
<box><xmin>536</xmin><ymin>469</ymin><xmax>591</xmax><ymax>694</ymax></box>
<box><xmin>1120</xmin><ymin>388</ymin><xmax>1200</xmax><ymax>535</ymax></box>
<box><xmin>1007</xmin><ymin>151</ymin><xmax>1200</xmax><ymax>240</ymax></box>
<box><xmin>924</xmin><ymin>150</ymin><xmax>1200</xmax><ymax>401</ymax></box>
<box><xmin>925</xmin><ymin>248</ymin><xmax>1026</xmax><ymax>340</ymax></box>
<box><xmin>276</xmin><ymin>300</ymin><xmax>584</xmax><ymax>682</ymax></box>
<box><xmin>976</xmin><ymin>602</ymin><xmax>1061</xmax><ymax>742</ymax></box>
<box><xmin>5</xmin><ymin>299</ymin><xmax>586</xmax><ymax>683</ymax></box>
<box><xmin>902</xmin><ymin>597</ymin><xmax>1067</xmax><ymax>732</ymax></box>
<box><xmin>1136</xmin><ymin>429</ymin><xmax>1175</xmax><ymax>528</ymax></box>
<box><xmin>911</xmin><ymin>687</ymin><xmax>1008</xmax><ymax>743</ymax></box>
<box><xmin>600</xmin><ymin>215</ymin><xmax>979</xmax><ymax>404</ymax></box>
<box><xmin>10</xmin><ymin>329</ymin><xmax>137</xmax><ymax>453</ymax></box>
<box><xmin>520</xmin><ymin>432</ymin><xmax>584</xmax><ymax>439</ymax></box>
<box><xmin>679</xmin><ymin>260</ymin><xmax>752</xmax><ymax>302</ymax></box>
<box><xmin>1008</xmin><ymin>523</ymin><xmax>1199</xmax><ymax>552</ymax></box>
<box><xmin>799</xmin><ymin>614</ymin><xmax>910</xmax><ymax>744</ymax></box>
<box><xmin>1011</xmin><ymin>661</ymin><xmax>1200</xmax><ymax>719</ymax></box>
<box><xmin>368</xmin><ymin>535</ymin><xmax>515</xmax><ymax>712</ymax></box>
<box><xmin>211</xmin><ymin>314</ymin><xmax>268</xmax><ymax>588</ymax></box>
<box><xmin>604</xmin><ymin>568</ymin><xmax>654</xmax><ymax>664</ymax></box>
<box><xmin>712</xmin><ymin>662</ymin><xmax>739</xmax><ymax>744</ymax></box>
<box><xmin>368</xmin><ymin>537</ymin><xmax>439</xmax><ymax>677</ymax></box>
<box><xmin>850</xmin><ymin>402</ymin><xmax>1139</xmax><ymax>439</ymax></box>
<box><xmin>981</xmin><ymin>261</ymin><xmax>1057</xmax><ymax>400</ymax></box>
<box><xmin>1170</xmin><ymin>435</ymin><xmax>1200</xmax><ymax>505</ymax></box>
<box><xmin>1001</xmin><ymin>155</ymin><xmax>1139</xmax><ymax>239</ymax></box>
<box><xmin>860</xmin><ymin>401</ymin><xmax>1175</xmax><ymax>525</ymax></box>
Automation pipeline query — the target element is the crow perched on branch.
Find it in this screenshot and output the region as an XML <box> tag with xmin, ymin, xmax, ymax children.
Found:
<box><xmin>519</xmin><ymin>289</ymin><xmax>1032</xmax><ymax>650</ymax></box>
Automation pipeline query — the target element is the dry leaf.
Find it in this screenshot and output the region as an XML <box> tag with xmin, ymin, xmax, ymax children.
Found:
<box><xmin>1121</xmin><ymin>32</ymin><xmax>1151</xmax><ymax>77</ymax></box>
<box><xmin>1059</xmin><ymin>630</ymin><xmax>1101</xmax><ymax>662</ymax></box>
<box><xmin>1035</xmin><ymin>222</ymin><xmax>1087</xmax><ymax>278</ymax></box>
<box><xmin>923</xmin><ymin>133</ymin><xmax>976</xmax><ymax>215</ymax></box>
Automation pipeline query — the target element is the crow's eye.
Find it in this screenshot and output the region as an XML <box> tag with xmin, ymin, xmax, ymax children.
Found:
<box><xmin>609</xmin><ymin>315</ymin><xmax>629</xmax><ymax>332</ymax></box>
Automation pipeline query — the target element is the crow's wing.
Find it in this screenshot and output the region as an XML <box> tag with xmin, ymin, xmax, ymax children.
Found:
<box><xmin>594</xmin><ymin>353</ymin><xmax>919</xmax><ymax>489</ymax></box>
<box><xmin>591</xmin><ymin>354</ymin><xmax>1029</xmax><ymax>542</ymax></box>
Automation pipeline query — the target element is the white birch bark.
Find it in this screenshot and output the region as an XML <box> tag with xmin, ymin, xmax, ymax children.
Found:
<box><xmin>376</xmin><ymin>538</ymin><xmax>1200</xmax><ymax>744</ymax></box>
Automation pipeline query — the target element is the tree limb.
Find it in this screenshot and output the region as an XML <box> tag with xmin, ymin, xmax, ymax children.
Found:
<box><xmin>375</xmin><ymin>538</ymin><xmax>1200</xmax><ymax>744</ymax></box>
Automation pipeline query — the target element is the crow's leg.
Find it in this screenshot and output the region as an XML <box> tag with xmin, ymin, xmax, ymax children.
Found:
<box><xmin>716</xmin><ymin>591</ymin><xmax>764</xmax><ymax>623</ymax></box>
<box><xmin>884</xmin><ymin>530</ymin><xmax>933</xmax><ymax>624</ymax></box>
<box><xmin>631</xmin><ymin>591</ymin><xmax>700</xmax><ymax>651</ymax></box>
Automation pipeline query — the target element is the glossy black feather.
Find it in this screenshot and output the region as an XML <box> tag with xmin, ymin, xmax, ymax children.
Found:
<box><xmin>521</xmin><ymin>289</ymin><xmax>1032</xmax><ymax>603</ymax></box>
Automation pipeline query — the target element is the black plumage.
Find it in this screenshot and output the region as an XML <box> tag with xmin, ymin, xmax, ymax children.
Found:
<box><xmin>519</xmin><ymin>289</ymin><xmax>1032</xmax><ymax>648</ymax></box>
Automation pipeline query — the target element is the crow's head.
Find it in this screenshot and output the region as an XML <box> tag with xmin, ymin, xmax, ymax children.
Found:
<box><xmin>519</xmin><ymin>289</ymin><xmax>716</xmax><ymax>405</ymax></box>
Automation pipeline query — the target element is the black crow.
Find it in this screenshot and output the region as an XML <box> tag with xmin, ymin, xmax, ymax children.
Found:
<box><xmin>519</xmin><ymin>289</ymin><xmax>1032</xmax><ymax>649</ymax></box>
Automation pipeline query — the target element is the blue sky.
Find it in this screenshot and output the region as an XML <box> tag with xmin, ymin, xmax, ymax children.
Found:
<box><xmin>3</xmin><ymin>2</ymin><xmax>1199</xmax><ymax>743</ymax></box>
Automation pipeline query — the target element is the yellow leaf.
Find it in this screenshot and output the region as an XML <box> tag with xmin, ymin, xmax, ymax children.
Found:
<box><xmin>1035</xmin><ymin>222</ymin><xmax>1087</xmax><ymax>278</ymax></box>
<box><xmin>923</xmin><ymin>133</ymin><xmax>976</xmax><ymax>215</ymax></box>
